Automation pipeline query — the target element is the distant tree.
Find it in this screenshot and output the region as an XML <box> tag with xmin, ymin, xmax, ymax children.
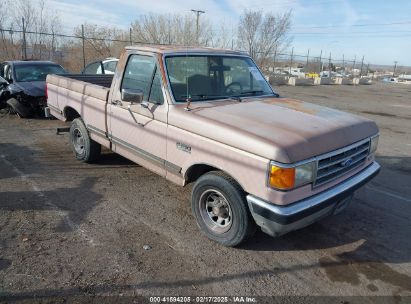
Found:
<box><xmin>0</xmin><ymin>0</ymin><xmax>62</xmax><ymax>61</ymax></box>
<box><xmin>237</xmin><ymin>9</ymin><xmax>292</xmax><ymax>67</ymax></box>
<box><xmin>131</xmin><ymin>13</ymin><xmax>224</xmax><ymax>47</ymax></box>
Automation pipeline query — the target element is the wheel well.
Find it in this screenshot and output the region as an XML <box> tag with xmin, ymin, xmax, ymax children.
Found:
<box><xmin>185</xmin><ymin>164</ymin><xmax>219</xmax><ymax>184</ymax></box>
<box><xmin>64</xmin><ymin>107</ymin><xmax>80</xmax><ymax>121</ymax></box>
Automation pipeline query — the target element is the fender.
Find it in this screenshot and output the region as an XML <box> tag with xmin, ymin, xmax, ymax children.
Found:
<box><xmin>6</xmin><ymin>98</ymin><xmax>32</xmax><ymax>118</ymax></box>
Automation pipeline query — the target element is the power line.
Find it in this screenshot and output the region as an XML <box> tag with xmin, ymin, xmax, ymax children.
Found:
<box><xmin>293</xmin><ymin>20</ymin><xmax>411</xmax><ymax>30</ymax></box>
<box><xmin>244</xmin><ymin>0</ymin><xmax>344</xmax><ymax>9</ymax></box>
<box><xmin>291</xmin><ymin>30</ymin><xmax>411</xmax><ymax>35</ymax></box>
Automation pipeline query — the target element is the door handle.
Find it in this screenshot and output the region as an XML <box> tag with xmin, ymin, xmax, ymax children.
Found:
<box><xmin>141</xmin><ymin>101</ymin><xmax>149</xmax><ymax>109</ymax></box>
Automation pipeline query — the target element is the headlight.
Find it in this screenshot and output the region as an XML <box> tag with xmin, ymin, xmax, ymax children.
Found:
<box><xmin>269</xmin><ymin>161</ymin><xmax>315</xmax><ymax>190</ymax></box>
<box><xmin>369</xmin><ymin>134</ymin><xmax>379</xmax><ymax>155</ymax></box>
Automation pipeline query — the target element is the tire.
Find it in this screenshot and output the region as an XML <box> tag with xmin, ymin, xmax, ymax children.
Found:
<box><xmin>69</xmin><ymin>118</ymin><xmax>101</xmax><ymax>162</ymax></box>
<box><xmin>191</xmin><ymin>171</ymin><xmax>256</xmax><ymax>247</ymax></box>
<box><xmin>6</xmin><ymin>98</ymin><xmax>32</xmax><ymax>118</ymax></box>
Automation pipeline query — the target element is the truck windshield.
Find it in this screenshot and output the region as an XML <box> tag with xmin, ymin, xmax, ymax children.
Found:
<box><xmin>14</xmin><ymin>64</ymin><xmax>66</xmax><ymax>82</ymax></box>
<box><xmin>165</xmin><ymin>55</ymin><xmax>274</xmax><ymax>102</ymax></box>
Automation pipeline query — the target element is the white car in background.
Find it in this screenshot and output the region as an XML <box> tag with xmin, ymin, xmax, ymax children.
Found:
<box><xmin>82</xmin><ymin>58</ymin><xmax>119</xmax><ymax>74</ymax></box>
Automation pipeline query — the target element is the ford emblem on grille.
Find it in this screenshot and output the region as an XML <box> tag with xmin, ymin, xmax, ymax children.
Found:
<box><xmin>340</xmin><ymin>158</ymin><xmax>353</xmax><ymax>167</ymax></box>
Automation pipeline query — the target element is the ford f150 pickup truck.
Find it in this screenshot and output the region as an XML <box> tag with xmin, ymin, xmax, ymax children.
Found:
<box><xmin>46</xmin><ymin>45</ymin><xmax>380</xmax><ymax>246</ymax></box>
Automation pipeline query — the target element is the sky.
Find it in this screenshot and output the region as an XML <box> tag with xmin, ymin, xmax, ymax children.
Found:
<box><xmin>47</xmin><ymin>0</ymin><xmax>411</xmax><ymax>66</ymax></box>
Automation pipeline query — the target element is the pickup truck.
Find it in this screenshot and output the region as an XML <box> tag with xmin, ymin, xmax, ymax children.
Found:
<box><xmin>46</xmin><ymin>45</ymin><xmax>380</xmax><ymax>247</ymax></box>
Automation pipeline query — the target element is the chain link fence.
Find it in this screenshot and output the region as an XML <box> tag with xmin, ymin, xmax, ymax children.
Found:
<box><xmin>0</xmin><ymin>27</ymin><xmax>140</xmax><ymax>72</ymax></box>
<box><xmin>266</xmin><ymin>50</ymin><xmax>374</xmax><ymax>79</ymax></box>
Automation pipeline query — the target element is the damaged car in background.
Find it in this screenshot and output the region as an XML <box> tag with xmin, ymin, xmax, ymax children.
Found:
<box><xmin>0</xmin><ymin>61</ymin><xmax>66</xmax><ymax>118</ymax></box>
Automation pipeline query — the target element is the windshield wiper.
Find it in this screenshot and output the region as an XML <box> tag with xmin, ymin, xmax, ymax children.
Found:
<box><xmin>238</xmin><ymin>90</ymin><xmax>264</xmax><ymax>96</ymax></box>
<box><xmin>236</xmin><ymin>91</ymin><xmax>280</xmax><ymax>98</ymax></box>
<box><xmin>179</xmin><ymin>94</ymin><xmax>239</xmax><ymax>101</ymax></box>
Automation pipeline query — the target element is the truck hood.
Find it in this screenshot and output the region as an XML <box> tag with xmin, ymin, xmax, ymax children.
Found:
<box><xmin>168</xmin><ymin>97</ymin><xmax>378</xmax><ymax>163</ymax></box>
<box><xmin>14</xmin><ymin>81</ymin><xmax>46</xmax><ymax>97</ymax></box>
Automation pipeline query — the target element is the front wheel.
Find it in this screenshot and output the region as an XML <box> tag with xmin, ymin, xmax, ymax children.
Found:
<box><xmin>69</xmin><ymin>118</ymin><xmax>101</xmax><ymax>162</ymax></box>
<box><xmin>191</xmin><ymin>171</ymin><xmax>256</xmax><ymax>247</ymax></box>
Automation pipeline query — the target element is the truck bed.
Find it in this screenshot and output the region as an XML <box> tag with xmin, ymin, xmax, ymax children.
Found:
<box><xmin>47</xmin><ymin>74</ymin><xmax>113</xmax><ymax>102</ymax></box>
<box><xmin>46</xmin><ymin>74</ymin><xmax>113</xmax><ymax>147</ymax></box>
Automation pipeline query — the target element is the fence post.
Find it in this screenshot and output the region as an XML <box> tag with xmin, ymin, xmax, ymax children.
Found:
<box><xmin>360</xmin><ymin>55</ymin><xmax>364</xmax><ymax>77</ymax></box>
<box><xmin>0</xmin><ymin>29</ymin><xmax>9</xmax><ymax>58</ymax></box>
<box><xmin>328</xmin><ymin>52</ymin><xmax>332</xmax><ymax>77</ymax></box>
<box><xmin>352</xmin><ymin>55</ymin><xmax>356</xmax><ymax>74</ymax></box>
<box><xmin>81</xmin><ymin>24</ymin><xmax>86</xmax><ymax>69</ymax></box>
<box><xmin>22</xmin><ymin>17</ymin><xmax>27</xmax><ymax>60</ymax></box>
<box><xmin>342</xmin><ymin>54</ymin><xmax>345</xmax><ymax>73</ymax></box>
<box><xmin>51</xmin><ymin>32</ymin><xmax>55</xmax><ymax>61</ymax></box>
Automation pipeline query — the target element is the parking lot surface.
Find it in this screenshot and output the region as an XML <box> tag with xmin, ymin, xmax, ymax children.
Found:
<box><xmin>0</xmin><ymin>83</ymin><xmax>410</xmax><ymax>301</ymax></box>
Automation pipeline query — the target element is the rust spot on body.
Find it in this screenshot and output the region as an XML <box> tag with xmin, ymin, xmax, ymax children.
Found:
<box><xmin>262</xmin><ymin>98</ymin><xmax>318</xmax><ymax>115</ymax></box>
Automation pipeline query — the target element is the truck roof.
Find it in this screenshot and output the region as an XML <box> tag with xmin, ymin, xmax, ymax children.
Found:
<box><xmin>126</xmin><ymin>44</ymin><xmax>247</xmax><ymax>55</ymax></box>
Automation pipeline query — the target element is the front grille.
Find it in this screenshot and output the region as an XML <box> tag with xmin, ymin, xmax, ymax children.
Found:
<box><xmin>314</xmin><ymin>140</ymin><xmax>370</xmax><ymax>187</ymax></box>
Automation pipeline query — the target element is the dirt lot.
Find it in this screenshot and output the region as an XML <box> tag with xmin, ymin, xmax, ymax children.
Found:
<box><xmin>0</xmin><ymin>82</ymin><xmax>410</xmax><ymax>302</ymax></box>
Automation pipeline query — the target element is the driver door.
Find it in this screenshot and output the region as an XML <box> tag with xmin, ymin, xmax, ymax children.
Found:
<box><xmin>109</xmin><ymin>54</ymin><xmax>168</xmax><ymax>177</ymax></box>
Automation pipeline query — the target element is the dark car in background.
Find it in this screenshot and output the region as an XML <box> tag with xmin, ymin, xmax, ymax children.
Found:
<box><xmin>0</xmin><ymin>61</ymin><xmax>67</xmax><ymax>117</ymax></box>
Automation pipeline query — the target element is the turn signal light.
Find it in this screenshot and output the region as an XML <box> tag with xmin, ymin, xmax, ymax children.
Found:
<box><xmin>269</xmin><ymin>165</ymin><xmax>295</xmax><ymax>190</ymax></box>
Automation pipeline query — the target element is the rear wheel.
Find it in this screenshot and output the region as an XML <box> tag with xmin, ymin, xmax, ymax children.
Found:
<box><xmin>191</xmin><ymin>171</ymin><xmax>256</xmax><ymax>246</ymax></box>
<box><xmin>69</xmin><ymin>118</ymin><xmax>101</xmax><ymax>162</ymax></box>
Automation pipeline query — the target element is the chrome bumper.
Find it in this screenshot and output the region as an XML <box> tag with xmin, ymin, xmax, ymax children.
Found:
<box><xmin>247</xmin><ymin>162</ymin><xmax>380</xmax><ymax>237</ymax></box>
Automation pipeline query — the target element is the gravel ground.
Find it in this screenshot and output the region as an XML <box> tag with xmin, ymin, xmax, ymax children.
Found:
<box><xmin>0</xmin><ymin>82</ymin><xmax>410</xmax><ymax>303</ymax></box>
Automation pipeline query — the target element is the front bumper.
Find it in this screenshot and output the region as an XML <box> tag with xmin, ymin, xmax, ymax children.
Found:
<box><xmin>247</xmin><ymin>162</ymin><xmax>380</xmax><ymax>237</ymax></box>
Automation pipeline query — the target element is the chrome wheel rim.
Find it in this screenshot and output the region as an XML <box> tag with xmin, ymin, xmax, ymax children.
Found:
<box><xmin>199</xmin><ymin>189</ymin><xmax>232</xmax><ymax>234</ymax></box>
<box><xmin>72</xmin><ymin>128</ymin><xmax>85</xmax><ymax>154</ymax></box>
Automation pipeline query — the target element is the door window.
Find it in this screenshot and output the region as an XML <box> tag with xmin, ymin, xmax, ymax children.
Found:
<box><xmin>121</xmin><ymin>55</ymin><xmax>156</xmax><ymax>101</ymax></box>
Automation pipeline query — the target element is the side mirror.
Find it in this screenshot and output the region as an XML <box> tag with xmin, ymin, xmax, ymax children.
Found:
<box><xmin>121</xmin><ymin>88</ymin><xmax>143</xmax><ymax>104</ymax></box>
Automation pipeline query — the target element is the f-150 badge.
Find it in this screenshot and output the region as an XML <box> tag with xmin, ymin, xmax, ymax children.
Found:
<box><xmin>176</xmin><ymin>142</ymin><xmax>191</xmax><ymax>153</ymax></box>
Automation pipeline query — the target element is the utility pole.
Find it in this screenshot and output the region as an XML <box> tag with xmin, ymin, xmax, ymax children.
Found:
<box><xmin>393</xmin><ymin>61</ymin><xmax>398</xmax><ymax>77</ymax></box>
<box><xmin>129</xmin><ymin>28</ymin><xmax>132</xmax><ymax>45</ymax></box>
<box><xmin>191</xmin><ymin>9</ymin><xmax>205</xmax><ymax>44</ymax></box>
